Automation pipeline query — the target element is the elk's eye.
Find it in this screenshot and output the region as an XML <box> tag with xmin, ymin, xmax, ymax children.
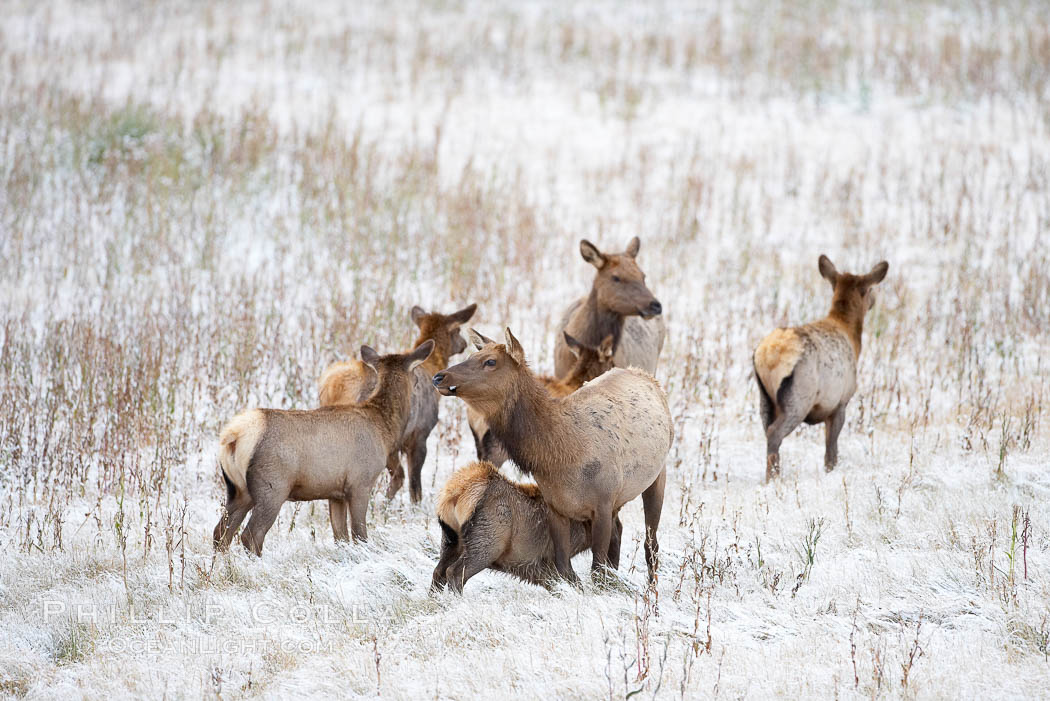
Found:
<box><xmin>484</xmin><ymin>358</ymin><xmax>496</xmax><ymax>367</ymax></box>
<box><xmin>611</xmin><ymin>275</ymin><xmax>621</xmax><ymax>283</ymax></box>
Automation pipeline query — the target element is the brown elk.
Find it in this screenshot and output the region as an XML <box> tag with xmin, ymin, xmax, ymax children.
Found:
<box><xmin>469</xmin><ymin>331</ymin><xmax>616</xmax><ymax>466</ymax></box>
<box><xmin>754</xmin><ymin>255</ymin><xmax>889</xmax><ymax>481</ymax></box>
<box><xmin>431</xmin><ymin>461</ymin><xmax>623</xmax><ymax>593</ymax></box>
<box><xmin>317</xmin><ymin>303</ymin><xmax>477</xmax><ymax>502</ymax></box>
<box><xmin>213</xmin><ymin>341</ymin><xmax>434</xmax><ymax>555</ymax></box>
<box><xmin>433</xmin><ymin>328</ymin><xmax>672</xmax><ymax>585</ymax></box>
<box><xmin>553</xmin><ymin>237</ymin><xmax>665</xmax><ymax>377</ymax></box>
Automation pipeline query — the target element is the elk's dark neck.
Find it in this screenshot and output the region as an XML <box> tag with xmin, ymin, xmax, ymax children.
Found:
<box><xmin>827</xmin><ymin>297</ymin><xmax>865</xmax><ymax>358</ymax></box>
<box><xmin>486</xmin><ymin>374</ymin><xmax>572</xmax><ymax>479</ymax></box>
<box><xmin>578</xmin><ymin>289</ymin><xmax>624</xmax><ymax>352</ymax></box>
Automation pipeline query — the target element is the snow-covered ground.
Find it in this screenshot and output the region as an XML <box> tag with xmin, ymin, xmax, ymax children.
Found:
<box><xmin>1</xmin><ymin>1</ymin><xmax>1048</xmax><ymax>698</ymax></box>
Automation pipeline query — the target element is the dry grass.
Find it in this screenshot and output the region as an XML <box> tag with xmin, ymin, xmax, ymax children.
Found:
<box><xmin>1</xmin><ymin>0</ymin><xmax>1049</xmax><ymax>698</ymax></box>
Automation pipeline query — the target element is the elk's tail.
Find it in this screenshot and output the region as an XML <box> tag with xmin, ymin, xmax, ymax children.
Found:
<box><xmin>753</xmin><ymin>328</ymin><xmax>803</xmax><ymax>401</ymax></box>
<box><xmin>217</xmin><ymin>409</ymin><xmax>266</xmax><ymax>496</ymax></box>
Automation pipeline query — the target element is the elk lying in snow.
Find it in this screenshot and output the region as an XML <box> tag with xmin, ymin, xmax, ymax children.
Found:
<box><xmin>469</xmin><ymin>331</ymin><xmax>616</xmax><ymax>466</ymax></box>
<box><xmin>431</xmin><ymin>461</ymin><xmax>623</xmax><ymax>593</ymax></box>
<box><xmin>434</xmin><ymin>328</ymin><xmax>672</xmax><ymax>585</ymax></box>
<box><xmin>213</xmin><ymin>341</ymin><xmax>435</xmax><ymax>555</ymax></box>
<box><xmin>553</xmin><ymin>237</ymin><xmax>665</xmax><ymax>377</ymax></box>
<box><xmin>754</xmin><ymin>255</ymin><xmax>889</xmax><ymax>481</ymax></box>
<box><xmin>318</xmin><ymin>303</ymin><xmax>477</xmax><ymax>502</ymax></box>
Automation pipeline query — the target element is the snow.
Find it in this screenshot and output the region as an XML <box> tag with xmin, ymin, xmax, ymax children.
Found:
<box><xmin>1</xmin><ymin>0</ymin><xmax>1048</xmax><ymax>698</ymax></box>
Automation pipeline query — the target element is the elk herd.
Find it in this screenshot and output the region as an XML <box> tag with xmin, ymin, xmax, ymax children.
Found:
<box><xmin>213</xmin><ymin>237</ymin><xmax>889</xmax><ymax>593</ymax></box>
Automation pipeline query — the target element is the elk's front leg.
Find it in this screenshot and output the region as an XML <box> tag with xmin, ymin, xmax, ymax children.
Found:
<box><xmin>328</xmin><ymin>499</ymin><xmax>350</xmax><ymax>542</ymax></box>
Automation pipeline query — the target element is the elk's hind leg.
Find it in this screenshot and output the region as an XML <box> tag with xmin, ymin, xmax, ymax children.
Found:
<box><xmin>824</xmin><ymin>404</ymin><xmax>847</xmax><ymax>472</ymax></box>
<box><xmin>765</xmin><ymin>373</ymin><xmax>807</xmax><ymax>481</ymax></box>
<box><xmin>406</xmin><ymin>431</ymin><xmax>428</xmax><ymax>503</ymax></box>
<box><xmin>641</xmin><ymin>468</ymin><xmax>666</xmax><ymax>583</ymax></box>
<box><xmin>590</xmin><ymin>505</ymin><xmax>616</xmax><ymax>584</ymax></box>
<box><xmin>755</xmin><ymin>369</ymin><xmax>775</xmax><ymax>431</ymax></box>
<box><xmin>214</xmin><ymin>473</ymin><xmax>253</xmax><ymax>551</ymax></box>
<box><xmin>445</xmin><ymin>520</ymin><xmax>505</xmax><ymax>594</ymax></box>
<box><xmin>240</xmin><ymin>498</ymin><xmax>283</xmax><ymax>556</ymax></box>
<box><xmin>431</xmin><ymin>520</ymin><xmax>461</xmax><ymax>592</ymax></box>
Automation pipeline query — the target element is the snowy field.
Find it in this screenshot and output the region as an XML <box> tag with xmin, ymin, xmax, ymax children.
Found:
<box><xmin>1</xmin><ymin>1</ymin><xmax>1049</xmax><ymax>698</ymax></box>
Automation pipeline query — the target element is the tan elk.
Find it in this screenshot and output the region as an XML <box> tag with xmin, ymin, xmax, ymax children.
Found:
<box><xmin>431</xmin><ymin>461</ymin><xmax>623</xmax><ymax>593</ymax></box>
<box><xmin>469</xmin><ymin>331</ymin><xmax>616</xmax><ymax>466</ymax></box>
<box><xmin>754</xmin><ymin>255</ymin><xmax>889</xmax><ymax>481</ymax></box>
<box><xmin>433</xmin><ymin>328</ymin><xmax>672</xmax><ymax>585</ymax></box>
<box><xmin>213</xmin><ymin>341</ymin><xmax>434</xmax><ymax>555</ymax></box>
<box><xmin>553</xmin><ymin>237</ymin><xmax>665</xmax><ymax>377</ymax></box>
<box><xmin>318</xmin><ymin>303</ymin><xmax>476</xmax><ymax>502</ymax></box>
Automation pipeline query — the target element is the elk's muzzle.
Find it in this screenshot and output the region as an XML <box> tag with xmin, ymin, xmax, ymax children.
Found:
<box><xmin>432</xmin><ymin>372</ymin><xmax>457</xmax><ymax>395</ymax></box>
<box><xmin>640</xmin><ymin>299</ymin><xmax>663</xmax><ymax>319</ymax></box>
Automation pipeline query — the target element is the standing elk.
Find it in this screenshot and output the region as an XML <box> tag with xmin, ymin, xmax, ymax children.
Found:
<box><xmin>213</xmin><ymin>341</ymin><xmax>434</xmax><ymax>555</ymax></box>
<box><xmin>754</xmin><ymin>255</ymin><xmax>889</xmax><ymax>481</ymax></box>
<box><xmin>433</xmin><ymin>328</ymin><xmax>672</xmax><ymax>585</ymax></box>
<box><xmin>553</xmin><ymin>237</ymin><xmax>665</xmax><ymax>377</ymax></box>
<box><xmin>431</xmin><ymin>461</ymin><xmax>623</xmax><ymax>593</ymax></box>
<box><xmin>469</xmin><ymin>331</ymin><xmax>616</xmax><ymax>466</ymax></box>
<box><xmin>318</xmin><ymin>303</ymin><xmax>477</xmax><ymax>502</ymax></box>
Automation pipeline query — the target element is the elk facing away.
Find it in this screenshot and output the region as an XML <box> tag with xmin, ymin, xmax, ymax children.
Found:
<box><xmin>754</xmin><ymin>255</ymin><xmax>889</xmax><ymax>481</ymax></box>
<box><xmin>431</xmin><ymin>461</ymin><xmax>623</xmax><ymax>593</ymax></box>
<box><xmin>469</xmin><ymin>331</ymin><xmax>616</xmax><ymax>466</ymax></box>
<box><xmin>318</xmin><ymin>303</ymin><xmax>477</xmax><ymax>502</ymax></box>
<box><xmin>553</xmin><ymin>237</ymin><xmax>665</xmax><ymax>377</ymax></box>
<box><xmin>434</xmin><ymin>328</ymin><xmax>672</xmax><ymax>585</ymax></box>
<box><xmin>213</xmin><ymin>341</ymin><xmax>434</xmax><ymax>555</ymax></box>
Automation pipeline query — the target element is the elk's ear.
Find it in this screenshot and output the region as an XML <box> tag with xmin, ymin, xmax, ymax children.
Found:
<box><xmin>468</xmin><ymin>328</ymin><xmax>493</xmax><ymax>350</ymax></box>
<box><xmin>504</xmin><ymin>327</ymin><xmax>526</xmax><ymax>365</ymax></box>
<box><xmin>360</xmin><ymin>345</ymin><xmax>380</xmax><ymax>367</ymax></box>
<box><xmin>599</xmin><ymin>335</ymin><xmax>615</xmax><ymax>359</ymax></box>
<box><xmin>563</xmin><ymin>331</ymin><xmax>583</xmax><ymax>357</ymax></box>
<box><xmin>449</xmin><ymin>303</ymin><xmax>477</xmax><ymax>324</ymax></box>
<box><xmin>625</xmin><ymin>236</ymin><xmax>641</xmax><ymax>258</ymax></box>
<box><xmin>407</xmin><ymin>340</ymin><xmax>435</xmax><ymax>371</ymax></box>
<box><xmin>410</xmin><ymin>306</ymin><xmax>427</xmax><ymax>326</ymax></box>
<box><xmin>864</xmin><ymin>261</ymin><xmax>889</xmax><ymax>286</ymax></box>
<box><xmin>579</xmin><ymin>239</ymin><xmax>607</xmax><ymax>269</ymax></box>
<box><xmin>818</xmin><ymin>255</ymin><xmax>839</xmax><ymax>285</ymax></box>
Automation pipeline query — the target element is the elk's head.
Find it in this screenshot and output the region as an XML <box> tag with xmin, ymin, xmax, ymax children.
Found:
<box><xmin>563</xmin><ymin>331</ymin><xmax>616</xmax><ymax>383</ymax></box>
<box><xmin>361</xmin><ymin>340</ymin><xmax>435</xmax><ymax>384</ymax></box>
<box><xmin>432</xmin><ymin>328</ymin><xmax>529</xmax><ymax>415</ymax></box>
<box><xmin>818</xmin><ymin>255</ymin><xmax>890</xmax><ymax>318</ymax></box>
<box><xmin>580</xmin><ymin>237</ymin><xmax>662</xmax><ymax>319</ymax></box>
<box><xmin>411</xmin><ymin>303</ymin><xmax>478</xmax><ymax>362</ymax></box>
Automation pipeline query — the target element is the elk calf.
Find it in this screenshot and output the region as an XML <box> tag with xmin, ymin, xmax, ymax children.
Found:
<box><xmin>469</xmin><ymin>331</ymin><xmax>616</xmax><ymax>466</ymax></box>
<box><xmin>553</xmin><ymin>237</ymin><xmax>665</xmax><ymax>376</ymax></box>
<box><xmin>318</xmin><ymin>303</ymin><xmax>476</xmax><ymax>502</ymax></box>
<box><xmin>431</xmin><ymin>461</ymin><xmax>623</xmax><ymax>593</ymax></box>
<box><xmin>213</xmin><ymin>341</ymin><xmax>434</xmax><ymax>555</ymax></box>
<box><xmin>754</xmin><ymin>255</ymin><xmax>889</xmax><ymax>481</ymax></box>
<box><xmin>434</xmin><ymin>328</ymin><xmax>672</xmax><ymax>585</ymax></box>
